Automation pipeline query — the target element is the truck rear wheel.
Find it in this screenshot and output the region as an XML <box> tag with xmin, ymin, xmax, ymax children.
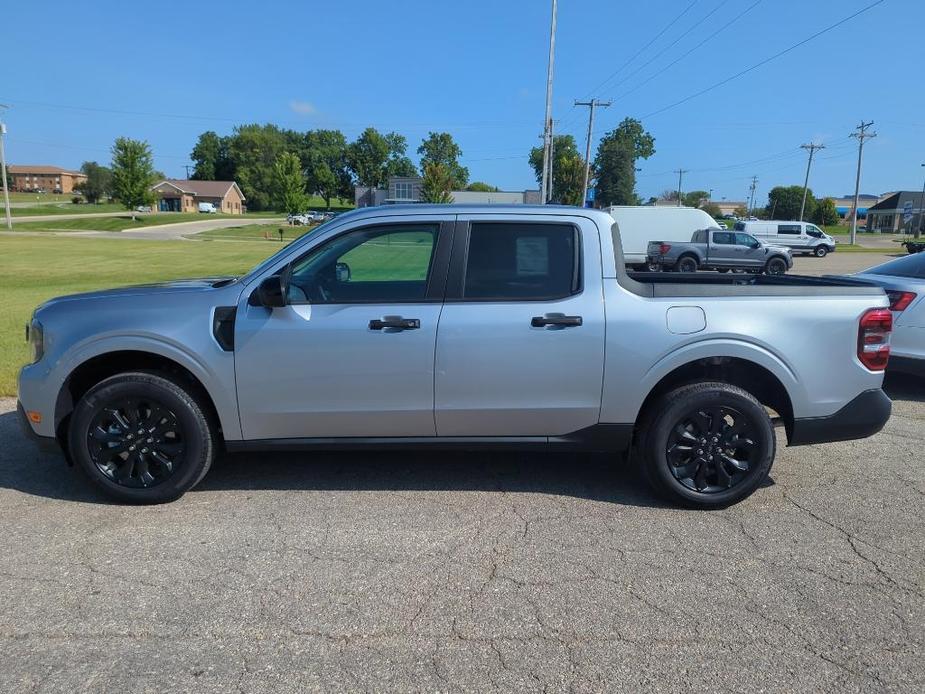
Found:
<box><xmin>68</xmin><ymin>372</ymin><xmax>215</xmax><ymax>504</ymax></box>
<box><xmin>639</xmin><ymin>382</ymin><xmax>775</xmax><ymax>508</ymax></box>
<box><xmin>676</xmin><ymin>256</ymin><xmax>698</xmax><ymax>273</ymax></box>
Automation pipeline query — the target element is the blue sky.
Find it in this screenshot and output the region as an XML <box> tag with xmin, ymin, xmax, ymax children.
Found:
<box><xmin>1</xmin><ymin>0</ymin><xmax>922</xmax><ymax>203</ymax></box>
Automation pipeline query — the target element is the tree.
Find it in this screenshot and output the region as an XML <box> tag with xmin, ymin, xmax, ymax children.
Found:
<box><xmin>659</xmin><ymin>189</ymin><xmax>679</xmax><ymax>202</ymax></box>
<box><xmin>812</xmin><ymin>197</ymin><xmax>839</xmax><ymax>226</ymax></box>
<box><xmin>418</xmin><ymin>132</ymin><xmax>468</xmax><ymax>188</ymax></box>
<box><xmin>226</xmin><ymin>124</ymin><xmax>291</xmax><ymax>210</ymax></box>
<box><xmin>593</xmin><ymin>118</ymin><xmax>655</xmax><ymax>207</ymax></box>
<box><xmin>190</xmin><ymin>131</ymin><xmax>233</xmax><ymax>181</ymax></box>
<box><xmin>420</xmin><ymin>162</ymin><xmax>454</xmax><ymax>203</ymax></box>
<box><xmin>701</xmin><ymin>202</ymin><xmax>722</xmax><ymax>219</ymax></box>
<box><xmin>384</xmin><ymin>132</ymin><xmax>418</xmax><ymax>179</ymax></box>
<box><xmin>765</xmin><ymin>185</ymin><xmax>814</xmax><ymax>221</ymax></box>
<box><xmin>466</xmin><ymin>181</ymin><xmax>498</xmax><ymax>192</ymax></box>
<box><xmin>75</xmin><ymin>161</ymin><xmax>112</xmax><ymax>204</ymax></box>
<box><xmin>110</xmin><ymin>137</ymin><xmax>156</xmax><ymax>212</ymax></box>
<box><xmin>528</xmin><ymin>134</ymin><xmax>586</xmax><ymax>205</ymax></box>
<box><xmin>682</xmin><ymin>190</ymin><xmax>710</xmax><ymax>208</ymax></box>
<box><xmin>272</xmin><ymin>152</ymin><xmax>308</xmax><ymax>214</ymax></box>
<box><xmin>347</xmin><ymin>127</ymin><xmax>391</xmax><ymax>189</ymax></box>
<box><xmin>303</xmin><ymin>129</ymin><xmax>352</xmax><ymax>207</ymax></box>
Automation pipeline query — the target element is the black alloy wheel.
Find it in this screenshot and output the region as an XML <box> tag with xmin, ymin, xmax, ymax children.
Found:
<box><xmin>665</xmin><ymin>405</ymin><xmax>757</xmax><ymax>493</ymax></box>
<box><xmin>69</xmin><ymin>372</ymin><xmax>215</xmax><ymax>503</ymax></box>
<box><xmin>766</xmin><ymin>257</ymin><xmax>787</xmax><ymax>275</ymax></box>
<box><xmin>86</xmin><ymin>399</ymin><xmax>185</xmax><ymax>488</ymax></box>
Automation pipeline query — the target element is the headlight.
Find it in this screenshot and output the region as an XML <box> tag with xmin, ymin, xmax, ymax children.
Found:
<box><xmin>26</xmin><ymin>319</ymin><xmax>44</xmax><ymax>364</ymax></box>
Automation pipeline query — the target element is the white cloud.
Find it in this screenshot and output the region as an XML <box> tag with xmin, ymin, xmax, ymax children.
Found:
<box><xmin>289</xmin><ymin>100</ymin><xmax>317</xmax><ymax>116</ymax></box>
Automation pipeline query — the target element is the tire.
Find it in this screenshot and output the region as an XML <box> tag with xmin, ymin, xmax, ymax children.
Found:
<box><xmin>68</xmin><ymin>372</ymin><xmax>215</xmax><ymax>504</ymax></box>
<box><xmin>638</xmin><ymin>382</ymin><xmax>776</xmax><ymax>508</ymax></box>
<box><xmin>814</xmin><ymin>245</ymin><xmax>828</xmax><ymax>258</ymax></box>
<box><xmin>676</xmin><ymin>255</ymin><xmax>698</xmax><ymax>273</ymax></box>
<box><xmin>717</xmin><ymin>268</ymin><xmax>730</xmax><ymax>273</ymax></box>
<box><xmin>765</xmin><ymin>257</ymin><xmax>787</xmax><ymax>275</ymax></box>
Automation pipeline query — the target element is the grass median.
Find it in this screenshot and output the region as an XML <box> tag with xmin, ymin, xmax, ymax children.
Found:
<box><xmin>0</xmin><ymin>234</ymin><xmax>278</xmax><ymax>396</ymax></box>
<box><xmin>12</xmin><ymin>212</ymin><xmax>243</xmax><ymax>233</ymax></box>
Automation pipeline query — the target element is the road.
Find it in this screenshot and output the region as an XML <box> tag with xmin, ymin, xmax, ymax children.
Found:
<box><xmin>1</xmin><ymin>376</ymin><xmax>922</xmax><ymax>692</ymax></box>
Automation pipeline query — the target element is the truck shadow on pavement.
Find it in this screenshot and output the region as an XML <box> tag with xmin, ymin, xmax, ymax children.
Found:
<box><xmin>883</xmin><ymin>373</ymin><xmax>925</xmax><ymax>402</ymax></box>
<box><xmin>0</xmin><ymin>409</ymin><xmax>669</xmax><ymax>507</ymax></box>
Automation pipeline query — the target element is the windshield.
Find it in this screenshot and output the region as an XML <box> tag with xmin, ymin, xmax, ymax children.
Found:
<box><xmin>863</xmin><ymin>253</ymin><xmax>925</xmax><ymax>280</ymax></box>
<box><xmin>240</xmin><ymin>218</ymin><xmax>337</xmax><ymax>282</ymax></box>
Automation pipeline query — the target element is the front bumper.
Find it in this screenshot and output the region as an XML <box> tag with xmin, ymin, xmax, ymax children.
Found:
<box><xmin>16</xmin><ymin>401</ymin><xmax>61</xmax><ymax>454</ymax></box>
<box><xmin>789</xmin><ymin>388</ymin><xmax>891</xmax><ymax>446</ymax></box>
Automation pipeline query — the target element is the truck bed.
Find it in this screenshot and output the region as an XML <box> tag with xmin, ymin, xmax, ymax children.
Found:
<box><xmin>623</xmin><ymin>272</ymin><xmax>885</xmax><ymax>298</ymax></box>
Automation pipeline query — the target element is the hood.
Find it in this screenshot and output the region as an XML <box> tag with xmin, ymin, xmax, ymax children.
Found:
<box><xmin>36</xmin><ymin>277</ymin><xmax>237</xmax><ymax>310</ymax></box>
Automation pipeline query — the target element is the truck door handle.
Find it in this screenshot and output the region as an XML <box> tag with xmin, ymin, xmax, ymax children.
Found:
<box><xmin>369</xmin><ymin>317</ymin><xmax>420</xmax><ymax>330</ymax></box>
<box><xmin>531</xmin><ymin>314</ymin><xmax>583</xmax><ymax>328</ymax></box>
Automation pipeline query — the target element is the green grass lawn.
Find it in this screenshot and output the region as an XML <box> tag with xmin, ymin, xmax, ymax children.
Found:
<box><xmin>13</xmin><ymin>212</ymin><xmax>238</xmax><ymax>232</ymax></box>
<box><xmin>11</xmin><ymin>203</ymin><xmax>125</xmax><ymax>217</ymax></box>
<box><xmin>193</xmin><ymin>223</ymin><xmax>317</xmax><ymax>242</ymax></box>
<box><xmin>0</xmin><ymin>235</ymin><xmax>278</xmax><ymax>395</ymax></box>
<box><xmin>5</xmin><ymin>192</ymin><xmax>81</xmax><ymax>203</ymax></box>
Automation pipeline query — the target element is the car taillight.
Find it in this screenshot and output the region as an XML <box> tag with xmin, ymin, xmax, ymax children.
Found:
<box><xmin>659</xmin><ymin>243</ymin><xmax>671</xmax><ymax>255</ymax></box>
<box><xmin>886</xmin><ymin>290</ymin><xmax>916</xmax><ymax>311</ymax></box>
<box><xmin>857</xmin><ymin>308</ymin><xmax>892</xmax><ymax>371</ymax></box>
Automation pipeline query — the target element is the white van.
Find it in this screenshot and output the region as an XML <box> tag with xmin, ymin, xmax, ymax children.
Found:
<box><xmin>604</xmin><ymin>206</ymin><xmax>722</xmax><ymax>268</ymax></box>
<box><xmin>734</xmin><ymin>220</ymin><xmax>836</xmax><ymax>257</ymax></box>
<box><xmin>198</xmin><ymin>202</ymin><xmax>218</xmax><ymax>214</ymax></box>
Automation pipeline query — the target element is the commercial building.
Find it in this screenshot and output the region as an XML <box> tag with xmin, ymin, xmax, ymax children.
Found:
<box><xmin>866</xmin><ymin>191</ymin><xmax>925</xmax><ymax>233</ymax></box>
<box><xmin>150</xmin><ymin>179</ymin><xmax>246</xmax><ymax>214</ymax></box>
<box><xmin>9</xmin><ymin>165</ymin><xmax>87</xmax><ymax>194</ymax></box>
<box><xmin>355</xmin><ymin>176</ymin><xmax>540</xmax><ymax>207</ymax></box>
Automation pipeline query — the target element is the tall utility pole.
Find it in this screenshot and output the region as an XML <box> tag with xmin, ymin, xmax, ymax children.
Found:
<box><xmin>748</xmin><ymin>176</ymin><xmax>759</xmax><ymax>217</ymax></box>
<box><xmin>850</xmin><ymin>120</ymin><xmax>875</xmax><ymax>245</ymax></box>
<box><xmin>540</xmin><ymin>0</ymin><xmax>558</xmax><ymax>205</ymax></box>
<box><xmin>547</xmin><ymin>119</ymin><xmax>556</xmax><ymax>203</ymax></box>
<box><xmin>0</xmin><ymin>104</ymin><xmax>11</xmax><ymax>231</ymax></box>
<box><xmin>574</xmin><ymin>98</ymin><xmax>611</xmax><ymax>207</ymax></box>
<box><xmin>799</xmin><ymin>142</ymin><xmax>825</xmax><ymax>221</ymax></box>
<box><xmin>674</xmin><ymin>169</ymin><xmax>688</xmax><ymax>207</ymax></box>
<box><xmin>917</xmin><ymin>163</ymin><xmax>925</xmax><ymax>239</ymax></box>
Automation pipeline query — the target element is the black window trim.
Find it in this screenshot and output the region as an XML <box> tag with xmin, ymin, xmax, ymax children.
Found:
<box><xmin>282</xmin><ymin>220</ymin><xmax>454</xmax><ymax>306</ymax></box>
<box><xmin>444</xmin><ymin>220</ymin><xmax>584</xmax><ymax>303</ymax></box>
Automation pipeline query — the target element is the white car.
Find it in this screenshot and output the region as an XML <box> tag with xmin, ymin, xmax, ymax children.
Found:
<box><xmin>287</xmin><ymin>213</ymin><xmax>310</xmax><ymax>226</ymax></box>
<box><xmin>854</xmin><ymin>253</ymin><xmax>925</xmax><ymax>378</ymax></box>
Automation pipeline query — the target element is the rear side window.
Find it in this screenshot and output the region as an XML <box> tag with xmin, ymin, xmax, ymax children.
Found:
<box><xmin>692</xmin><ymin>229</ymin><xmax>707</xmax><ymax>243</ymax></box>
<box><xmin>865</xmin><ymin>253</ymin><xmax>925</xmax><ymax>279</ymax></box>
<box><xmin>463</xmin><ymin>223</ymin><xmax>580</xmax><ymax>300</ymax></box>
<box><xmin>778</xmin><ymin>224</ymin><xmax>801</xmax><ymax>235</ymax></box>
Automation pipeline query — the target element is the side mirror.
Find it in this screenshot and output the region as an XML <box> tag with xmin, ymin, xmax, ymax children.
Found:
<box><xmin>335</xmin><ymin>261</ymin><xmax>352</xmax><ymax>282</ymax></box>
<box><xmin>250</xmin><ymin>274</ymin><xmax>287</xmax><ymax>308</ymax></box>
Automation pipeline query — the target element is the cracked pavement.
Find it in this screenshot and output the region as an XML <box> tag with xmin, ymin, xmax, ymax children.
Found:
<box><xmin>0</xmin><ymin>376</ymin><xmax>923</xmax><ymax>692</ymax></box>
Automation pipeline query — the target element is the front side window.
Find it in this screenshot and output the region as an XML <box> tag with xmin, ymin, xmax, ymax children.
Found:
<box><xmin>463</xmin><ymin>223</ymin><xmax>579</xmax><ymax>300</ymax></box>
<box><xmin>735</xmin><ymin>233</ymin><xmax>758</xmax><ymax>247</ymax></box>
<box><xmin>287</xmin><ymin>224</ymin><xmax>438</xmax><ymax>303</ymax></box>
<box><xmin>713</xmin><ymin>232</ymin><xmax>735</xmax><ymax>245</ymax></box>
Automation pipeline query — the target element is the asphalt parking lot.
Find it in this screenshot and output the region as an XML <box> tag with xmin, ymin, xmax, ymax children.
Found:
<box><xmin>1</xmin><ymin>249</ymin><xmax>922</xmax><ymax>692</ymax></box>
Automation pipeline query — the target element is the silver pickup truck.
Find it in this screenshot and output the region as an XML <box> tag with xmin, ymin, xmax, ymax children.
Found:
<box><xmin>18</xmin><ymin>206</ymin><xmax>893</xmax><ymax>508</ymax></box>
<box><xmin>648</xmin><ymin>229</ymin><xmax>793</xmax><ymax>274</ymax></box>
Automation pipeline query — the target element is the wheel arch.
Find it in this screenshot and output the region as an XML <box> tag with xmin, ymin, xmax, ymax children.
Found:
<box><xmin>55</xmin><ymin>350</ymin><xmax>226</xmax><ymax>455</ymax></box>
<box><xmin>633</xmin><ymin>355</ymin><xmax>796</xmax><ymax>443</ymax></box>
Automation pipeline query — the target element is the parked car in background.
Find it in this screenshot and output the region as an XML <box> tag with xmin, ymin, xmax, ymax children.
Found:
<box><xmin>19</xmin><ymin>206</ymin><xmax>892</xmax><ymax>508</ymax></box>
<box><xmin>851</xmin><ymin>253</ymin><xmax>925</xmax><ymax>377</ymax></box>
<box><xmin>735</xmin><ymin>220</ymin><xmax>836</xmax><ymax>257</ymax></box>
<box><xmin>716</xmin><ymin>221</ymin><xmax>728</xmax><ymax>229</ymax></box>
<box><xmin>287</xmin><ymin>213</ymin><xmax>310</xmax><ymax>225</ymax></box>
<box><xmin>198</xmin><ymin>202</ymin><xmax>218</xmax><ymax>214</ymax></box>
<box><xmin>648</xmin><ymin>229</ymin><xmax>793</xmax><ymax>274</ymax></box>
<box><xmin>134</xmin><ymin>205</ymin><xmax>152</xmax><ymax>214</ymax></box>
<box><xmin>604</xmin><ymin>205</ymin><xmax>722</xmax><ymax>270</ymax></box>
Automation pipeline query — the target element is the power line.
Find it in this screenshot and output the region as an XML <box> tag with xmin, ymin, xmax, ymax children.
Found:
<box><xmin>641</xmin><ymin>0</ymin><xmax>885</xmax><ymax>120</ymax></box>
<box><xmin>615</xmin><ymin>0</ymin><xmax>763</xmax><ymax>102</ymax></box>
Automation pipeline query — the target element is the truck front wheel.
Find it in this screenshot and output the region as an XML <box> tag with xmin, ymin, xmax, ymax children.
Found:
<box><xmin>638</xmin><ymin>382</ymin><xmax>776</xmax><ymax>508</ymax></box>
<box><xmin>765</xmin><ymin>257</ymin><xmax>788</xmax><ymax>275</ymax></box>
<box><xmin>68</xmin><ymin>372</ymin><xmax>216</xmax><ymax>504</ymax></box>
